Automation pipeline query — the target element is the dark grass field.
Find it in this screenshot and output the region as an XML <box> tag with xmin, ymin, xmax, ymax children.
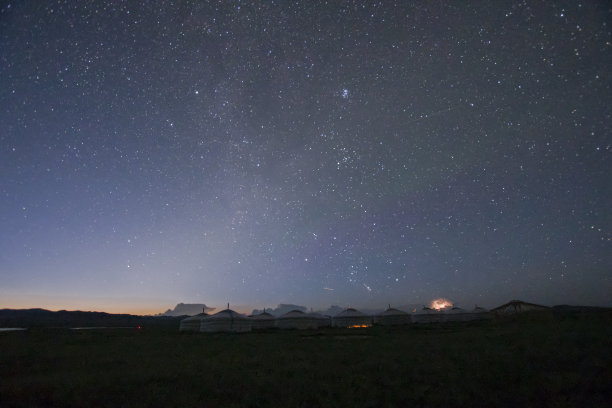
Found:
<box><xmin>1</xmin><ymin>312</ymin><xmax>611</xmax><ymax>407</ymax></box>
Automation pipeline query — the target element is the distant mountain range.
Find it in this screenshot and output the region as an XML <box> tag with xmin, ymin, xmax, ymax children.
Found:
<box><xmin>0</xmin><ymin>308</ymin><xmax>182</xmax><ymax>329</ymax></box>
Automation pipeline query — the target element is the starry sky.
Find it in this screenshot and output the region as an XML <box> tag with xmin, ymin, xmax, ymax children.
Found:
<box><xmin>1</xmin><ymin>1</ymin><xmax>610</xmax><ymax>315</ymax></box>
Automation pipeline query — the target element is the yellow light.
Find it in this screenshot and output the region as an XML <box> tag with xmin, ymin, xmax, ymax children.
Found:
<box><xmin>430</xmin><ymin>298</ymin><xmax>453</xmax><ymax>310</ymax></box>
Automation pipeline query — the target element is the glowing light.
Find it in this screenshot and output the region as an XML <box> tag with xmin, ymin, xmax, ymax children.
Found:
<box><xmin>430</xmin><ymin>298</ymin><xmax>453</xmax><ymax>310</ymax></box>
<box><xmin>348</xmin><ymin>324</ymin><xmax>370</xmax><ymax>328</ymax></box>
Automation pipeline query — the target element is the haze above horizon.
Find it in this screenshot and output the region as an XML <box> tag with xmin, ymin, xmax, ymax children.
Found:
<box><xmin>1</xmin><ymin>1</ymin><xmax>610</xmax><ymax>314</ymax></box>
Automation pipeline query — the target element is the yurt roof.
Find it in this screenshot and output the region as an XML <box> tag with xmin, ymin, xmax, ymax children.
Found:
<box><xmin>380</xmin><ymin>307</ymin><xmax>409</xmax><ymax>316</ymax></box>
<box><xmin>491</xmin><ymin>300</ymin><xmax>549</xmax><ymax>312</ymax></box>
<box><xmin>335</xmin><ymin>308</ymin><xmax>367</xmax><ymax>317</ymax></box>
<box><xmin>306</xmin><ymin>312</ymin><xmax>328</xmax><ymax>319</ymax></box>
<box><xmin>182</xmin><ymin>312</ymin><xmax>208</xmax><ymax>321</ymax></box>
<box><xmin>249</xmin><ymin>312</ymin><xmax>275</xmax><ymax>320</ymax></box>
<box><xmin>205</xmin><ymin>309</ymin><xmax>249</xmax><ymax>320</ymax></box>
<box><xmin>278</xmin><ymin>310</ymin><xmax>312</xmax><ymax>319</ymax></box>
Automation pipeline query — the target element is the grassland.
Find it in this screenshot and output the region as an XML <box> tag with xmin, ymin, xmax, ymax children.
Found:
<box><xmin>1</xmin><ymin>312</ymin><xmax>611</xmax><ymax>407</ymax></box>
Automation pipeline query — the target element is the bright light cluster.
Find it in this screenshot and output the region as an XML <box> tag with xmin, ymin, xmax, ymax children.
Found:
<box><xmin>430</xmin><ymin>298</ymin><xmax>453</xmax><ymax>310</ymax></box>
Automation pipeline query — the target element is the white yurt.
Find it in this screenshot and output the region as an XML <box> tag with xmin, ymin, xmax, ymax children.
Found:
<box><xmin>200</xmin><ymin>309</ymin><xmax>252</xmax><ymax>333</ymax></box>
<box><xmin>332</xmin><ymin>308</ymin><xmax>372</xmax><ymax>328</ymax></box>
<box><xmin>375</xmin><ymin>307</ymin><xmax>411</xmax><ymax>326</ymax></box>
<box><xmin>444</xmin><ymin>306</ymin><xmax>469</xmax><ymax>322</ymax></box>
<box><xmin>468</xmin><ymin>306</ymin><xmax>492</xmax><ymax>321</ymax></box>
<box><xmin>307</xmin><ymin>312</ymin><xmax>332</xmax><ymax>328</ymax></box>
<box><xmin>276</xmin><ymin>310</ymin><xmax>320</xmax><ymax>330</ymax></box>
<box><xmin>248</xmin><ymin>311</ymin><xmax>276</xmax><ymax>330</ymax></box>
<box><xmin>179</xmin><ymin>313</ymin><xmax>209</xmax><ymax>332</ymax></box>
<box><xmin>491</xmin><ymin>300</ymin><xmax>550</xmax><ymax>316</ymax></box>
<box><xmin>412</xmin><ymin>307</ymin><xmax>444</xmax><ymax>324</ymax></box>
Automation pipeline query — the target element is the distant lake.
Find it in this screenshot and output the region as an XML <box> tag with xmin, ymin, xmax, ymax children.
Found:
<box><xmin>0</xmin><ymin>327</ymin><xmax>140</xmax><ymax>331</ymax></box>
<box><xmin>70</xmin><ymin>327</ymin><xmax>138</xmax><ymax>330</ymax></box>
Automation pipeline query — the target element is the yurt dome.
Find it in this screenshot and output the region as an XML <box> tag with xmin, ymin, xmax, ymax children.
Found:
<box><xmin>307</xmin><ymin>312</ymin><xmax>332</xmax><ymax>328</ymax></box>
<box><xmin>375</xmin><ymin>307</ymin><xmax>411</xmax><ymax>326</ymax></box>
<box><xmin>248</xmin><ymin>311</ymin><xmax>276</xmax><ymax>330</ymax></box>
<box><xmin>412</xmin><ymin>307</ymin><xmax>444</xmax><ymax>324</ymax></box>
<box><xmin>332</xmin><ymin>308</ymin><xmax>372</xmax><ymax>328</ymax></box>
<box><xmin>276</xmin><ymin>310</ymin><xmax>320</xmax><ymax>330</ymax></box>
<box><xmin>466</xmin><ymin>306</ymin><xmax>492</xmax><ymax>321</ymax></box>
<box><xmin>491</xmin><ymin>300</ymin><xmax>550</xmax><ymax>315</ymax></box>
<box><xmin>200</xmin><ymin>309</ymin><xmax>252</xmax><ymax>333</ymax></box>
<box><xmin>444</xmin><ymin>307</ymin><xmax>469</xmax><ymax>322</ymax></box>
<box><xmin>179</xmin><ymin>313</ymin><xmax>208</xmax><ymax>332</ymax></box>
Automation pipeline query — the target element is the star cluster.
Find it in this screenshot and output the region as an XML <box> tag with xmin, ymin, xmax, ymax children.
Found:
<box><xmin>1</xmin><ymin>1</ymin><xmax>610</xmax><ymax>313</ymax></box>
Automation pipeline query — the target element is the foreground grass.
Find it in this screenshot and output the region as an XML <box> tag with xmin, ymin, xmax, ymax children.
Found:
<box><xmin>1</xmin><ymin>313</ymin><xmax>611</xmax><ymax>407</ymax></box>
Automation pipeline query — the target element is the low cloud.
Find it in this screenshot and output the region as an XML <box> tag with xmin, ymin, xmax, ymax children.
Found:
<box><xmin>157</xmin><ymin>303</ymin><xmax>215</xmax><ymax>316</ymax></box>
<box><xmin>251</xmin><ymin>304</ymin><xmax>307</xmax><ymax>317</ymax></box>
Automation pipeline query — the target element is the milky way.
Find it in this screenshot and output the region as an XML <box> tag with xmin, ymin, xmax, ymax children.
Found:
<box><xmin>1</xmin><ymin>1</ymin><xmax>610</xmax><ymax>313</ymax></box>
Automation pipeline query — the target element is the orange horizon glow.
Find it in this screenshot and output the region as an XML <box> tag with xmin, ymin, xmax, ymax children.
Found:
<box><xmin>0</xmin><ymin>294</ymin><xmax>254</xmax><ymax>316</ymax></box>
<box><xmin>0</xmin><ymin>294</ymin><xmax>174</xmax><ymax>315</ymax></box>
<box><xmin>0</xmin><ymin>303</ymin><xmax>164</xmax><ymax>316</ymax></box>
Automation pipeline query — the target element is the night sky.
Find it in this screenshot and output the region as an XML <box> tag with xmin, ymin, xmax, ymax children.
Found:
<box><xmin>1</xmin><ymin>1</ymin><xmax>610</xmax><ymax>315</ymax></box>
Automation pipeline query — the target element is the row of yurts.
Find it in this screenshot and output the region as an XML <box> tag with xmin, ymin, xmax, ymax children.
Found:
<box><xmin>179</xmin><ymin>305</ymin><xmax>491</xmax><ymax>333</ymax></box>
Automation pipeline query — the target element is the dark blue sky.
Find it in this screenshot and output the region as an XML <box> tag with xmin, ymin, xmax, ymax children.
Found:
<box><xmin>1</xmin><ymin>1</ymin><xmax>610</xmax><ymax>314</ymax></box>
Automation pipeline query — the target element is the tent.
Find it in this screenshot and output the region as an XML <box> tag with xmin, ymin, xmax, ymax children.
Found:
<box><xmin>473</xmin><ymin>306</ymin><xmax>489</xmax><ymax>313</ymax></box>
<box><xmin>332</xmin><ymin>308</ymin><xmax>372</xmax><ymax>328</ymax></box>
<box><xmin>491</xmin><ymin>300</ymin><xmax>550</xmax><ymax>315</ymax></box>
<box><xmin>200</xmin><ymin>309</ymin><xmax>252</xmax><ymax>333</ymax></box>
<box><xmin>412</xmin><ymin>307</ymin><xmax>444</xmax><ymax>324</ymax></box>
<box><xmin>443</xmin><ymin>306</ymin><xmax>469</xmax><ymax>322</ymax></box>
<box><xmin>467</xmin><ymin>306</ymin><xmax>492</xmax><ymax>321</ymax></box>
<box><xmin>276</xmin><ymin>310</ymin><xmax>320</xmax><ymax>330</ymax></box>
<box><xmin>179</xmin><ymin>313</ymin><xmax>208</xmax><ymax>332</ymax></box>
<box><xmin>248</xmin><ymin>311</ymin><xmax>276</xmax><ymax>330</ymax></box>
<box><xmin>307</xmin><ymin>312</ymin><xmax>332</xmax><ymax>328</ymax></box>
<box><xmin>374</xmin><ymin>307</ymin><xmax>411</xmax><ymax>326</ymax></box>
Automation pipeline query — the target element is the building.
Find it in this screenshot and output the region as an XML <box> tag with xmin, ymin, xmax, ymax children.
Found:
<box><xmin>412</xmin><ymin>307</ymin><xmax>444</xmax><ymax>324</ymax></box>
<box><xmin>374</xmin><ymin>307</ymin><xmax>412</xmax><ymax>326</ymax></box>
<box><xmin>179</xmin><ymin>312</ymin><xmax>208</xmax><ymax>332</ymax></box>
<box><xmin>248</xmin><ymin>311</ymin><xmax>276</xmax><ymax>330</ymax></box>
<box><xmin>276</xmin><ymin>310</ymin><xmax>320</xmax><ymax>330</ymax></box>
<box><xmin>200</xmin><ymin>309</ymin><xmax>252</xmax><ymax>333</ymax></box>
<box><xmin>307</xmin><ymin>311</ymin><xmax>332</xmax><ymax>328</ymax></box>
<box><xmin>332</xmin><ymin>308</ymin><xmax>372</xmax><ymax>328</ymax></box>
<box><xmin>491</xmin><ymin>300</ymin><xmax>550</xmax><ymax>316</ymax></box>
